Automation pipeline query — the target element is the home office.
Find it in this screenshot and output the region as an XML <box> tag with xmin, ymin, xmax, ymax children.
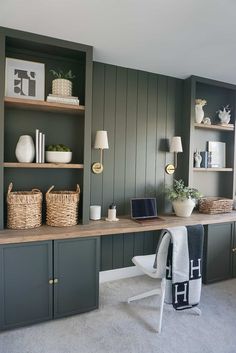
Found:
<box><xmin>0</xmin><ymin>2</ymin><xmax>236</xmax><ymax>353</ymax></box>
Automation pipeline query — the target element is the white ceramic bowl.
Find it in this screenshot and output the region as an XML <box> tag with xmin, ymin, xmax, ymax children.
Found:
<box><xmin>46</xmin><ymin>151</ymin><xmax>72</xmax><ymax>163</ymax></box>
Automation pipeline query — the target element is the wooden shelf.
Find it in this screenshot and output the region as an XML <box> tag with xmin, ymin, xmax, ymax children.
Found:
<box><xmin>193</xmin><ymin>167</ymin><xmax>233</xmax><ymax>172</ymax></box>
<box><xmin>4</xmin><ymin>97</ymin><xmax>85</xmax><ymax>115</ymax></box>
<box><xmin>194</xmin><ymin>123</ymin><xmax>234</xmax><ymax>131</ymax></box>
<box><xmin>3</xmin><ymin>163</ymin><xmax>84</xmax><ymax>169</ymax></box>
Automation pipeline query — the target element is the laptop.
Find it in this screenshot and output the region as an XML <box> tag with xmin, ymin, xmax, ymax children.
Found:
<box><xmin>130</xmin><ymin>198</ymin><xmax>161</xmax><ymax>223</ymax></box>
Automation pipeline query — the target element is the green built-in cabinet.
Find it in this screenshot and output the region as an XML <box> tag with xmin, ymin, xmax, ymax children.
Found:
<box><xmin>203</xmin><ymin>222</ymin><xmax>236</xmax><ymax>284</ymax></box>
<box><xmin>0</xmin><ymin>237</ymin><xmax>100</xmax><ymax>331</ymax></box>
<box><xmin>183</xmin><ymin>76</ymin><xmax>236</xmax><ymax>198</ymax></box>
<box><xmin>0</xmin><ymin>27</ymin><xmax>93</xmax><ymax>227</ymax></box>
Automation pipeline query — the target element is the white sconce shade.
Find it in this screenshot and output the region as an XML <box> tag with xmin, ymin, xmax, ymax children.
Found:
<box><xmin>94</xmin><ymin>131</ymin><xmax>109</xmax><ymax>150</ymax></box>
<box><xmin>170</xmin><ymin>136</ymin><xmax>183</xmax><ymax>153</ymax></box>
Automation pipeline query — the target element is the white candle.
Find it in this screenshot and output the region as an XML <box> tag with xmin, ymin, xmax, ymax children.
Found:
<box><xmin>90</xmin><ymin>205</ymin><xmax>101</xmax><ymax>220</ymax></box>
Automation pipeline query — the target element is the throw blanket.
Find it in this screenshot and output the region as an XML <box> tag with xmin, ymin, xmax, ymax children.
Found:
<box><xmin>154</xmin><ymin>225</ymin><xmax>204</xmax><ymax>310</ymax></box>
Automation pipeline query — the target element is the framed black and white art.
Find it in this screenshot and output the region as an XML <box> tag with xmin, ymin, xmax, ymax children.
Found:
<box><xmin>5</xmin><ymin>58</ymin><xmax>45</xmax><ymax>100</ymax></box>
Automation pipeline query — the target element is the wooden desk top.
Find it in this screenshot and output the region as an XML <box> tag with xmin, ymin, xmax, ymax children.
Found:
<box><xmin>0</xmin><ymin>211</ymin><xmax>236</xmax><ymax>245</ymax></box>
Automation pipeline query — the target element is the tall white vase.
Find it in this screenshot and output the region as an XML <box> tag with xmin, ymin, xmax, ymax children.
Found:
<box><xmin>15</xmin><ymin>135</ymin><xmax>35</xmax><ymax>163</ymax></box>
<box><xmin>195</xmin><ymin>104</ymin><xmax>204</xmax><ymax>123</ymax></box>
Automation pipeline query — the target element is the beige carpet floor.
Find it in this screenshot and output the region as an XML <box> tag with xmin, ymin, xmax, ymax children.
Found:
<box><xmin>0</xmin><ymin>276</ymin><xmax>236</xmax><ymax>353</ymax></box>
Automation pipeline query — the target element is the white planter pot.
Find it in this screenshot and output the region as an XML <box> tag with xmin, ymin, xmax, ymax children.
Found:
<box><xmin>172</xmin><ymin>199</ymin><xmax>195</xmax><ymax>217</ymax></box>
<box><xmin>15</xmin><ymin>135</ymin><xmax>35</xmax><ymax>163</ymax></box>
<box><xmin>52</xmin><ymin>79</ymin><xmax>72</xmax><ymax>96</ymax></box>
<box><xmin>46</xmin><ymin>151</ymin><xmax>72</xmax><ymax>163</ymax></box>
<box><xmin>195</xmin><ymin>104</ymin><xmax>204</xmax><ymax>123</ymax></box>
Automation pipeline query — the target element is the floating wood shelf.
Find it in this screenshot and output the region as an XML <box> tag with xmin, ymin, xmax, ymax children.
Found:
<box><xmin>3</xmin><ymin>162</ymin><xmax>84</xmax><ymax>169</ymax></box>
<box><xmin>4</xmin><ymin>97</ymin><xmax>85</xmax><ymax>115</ymax></box>
<box><xmin>193</xmin><ymin>167</ymin><xmax>233</xmax><ymax>172</ymax></box>
<box><xmin>194</xmin><ymin>123</ymin><xmax>234</xmax><ymax>131</ymax></box>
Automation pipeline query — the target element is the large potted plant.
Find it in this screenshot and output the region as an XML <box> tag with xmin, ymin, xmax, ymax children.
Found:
<box><xmin>50</xmin><ymin>69</ymin><xmax>75</xmax><ymax>96</ymax></box>
<box><xmin>166</xmin><ymin>179</ymin><xmax>201</xmax><ymax>217</ymax></box>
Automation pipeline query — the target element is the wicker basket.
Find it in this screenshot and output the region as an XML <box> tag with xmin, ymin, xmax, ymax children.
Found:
<box><xmin>199</xmin><ymin>197</ymin><xmax>233</xmax><ymax>214</ymax></box>
<box><xmin>46</xmin><ymin>185</ymin><xmax>80</xmax><ymax>227</ymax></box>
<box><xmin>7</xmin><ymin>183</ymin><xmax>42</xmax><ymax>229</ymax></box>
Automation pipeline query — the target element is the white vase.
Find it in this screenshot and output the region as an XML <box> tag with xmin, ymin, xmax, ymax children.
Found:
<box><xmin>15</xmin><ymin>135</ymin><xmax>35</xmax><ymax>163</ymax></box>
<box><xmin>195</xmin><ymin>104</ymin><xmax>204</xmax><ymax>123</ymax></box>
<box><xmin>172</xmin><ymin>198</ymin><xmax>195</xmax><ymax>217</ymax></box>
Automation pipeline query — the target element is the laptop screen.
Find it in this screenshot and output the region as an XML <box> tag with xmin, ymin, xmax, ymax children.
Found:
<box><xmin>130</xmin><ymin>198</ymin><xmax>157</xmax><ymax>219</ymax></box>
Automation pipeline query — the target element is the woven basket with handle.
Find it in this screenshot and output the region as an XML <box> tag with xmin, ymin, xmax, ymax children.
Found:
<box><xmin>46</xmin><ymin>185</ymin><xmax>80</xmax><ymax>227</ymax></box>
<box><xmin>7</xmin><ymin>183</ymin><xmax>42</xmax><ymax>229</ymax></box>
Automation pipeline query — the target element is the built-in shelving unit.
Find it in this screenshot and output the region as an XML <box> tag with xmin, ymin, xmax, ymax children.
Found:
<box><xmin>4</xmin><ymin>97</ymin><xmax>85</xmax><ymax>115</ymax></box>
<box><xmin>0</xmin><ymin>27</ymin><xmax>93</xmax><ymax>229</ymax></box>
<box><xmin>184</xmin><ymin>76</ymin><xmax>236</xmax><ymax>199</ymax></box>
<box><xmin>3</xmin><ymin>162</ymin><xmax>84</xmax><ymax>169</ymax></box>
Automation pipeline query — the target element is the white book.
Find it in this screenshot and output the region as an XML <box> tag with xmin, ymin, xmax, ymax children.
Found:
<box><xmin>42</xmin><ymin>133</ymin><xmax>45</xmax><ymax>163</ymax></box>
<box><xmin>39</xmin><ymin>132</ymin><xmax>42</xmax><ymax>163</ymax></box>
<box><xmin>46</xmin><ymin>96</ymin><xmax>80</xmax><ymax>105</ymax></box>
<box><xmin>35</xmin><ymin>129</ymin><xmax>39</xmax><ymax>163</ymax></box>
<box><xmin>208</xmin><ymin>141</ymin><xmax>226</xmax><ymax>168</ymax></box>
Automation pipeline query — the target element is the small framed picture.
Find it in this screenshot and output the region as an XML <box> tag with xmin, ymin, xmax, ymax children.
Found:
<box><xmin>5</xmin><ymin>58</ymin><xmax>45</xmax><ymax>100</ymax></box>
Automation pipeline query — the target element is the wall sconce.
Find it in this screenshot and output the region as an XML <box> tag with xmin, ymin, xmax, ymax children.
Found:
<box><xmin>92</xmin><ymin>130</ymin><xmax>109</xmax><ymax>174</ymax></box>
<box><xmin>165</xmin><ymin>136</ymin><xmax>183</xmax><ymax>175</ymax></box>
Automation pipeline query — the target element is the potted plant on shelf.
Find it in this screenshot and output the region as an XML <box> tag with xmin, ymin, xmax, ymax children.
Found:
<box><xmin>166</xmin><ymin>179</ymin><xmax>201</xmax><ymax>217</ymax></box>
<box><xmin>45</xmin><ymin>144</ymin><xmax>72</xmax><ymax>163</ymax></box>
<box><xmin>50</xmin><ymin>69</ymin><xmax>76</xmax><ymax>96</ymax></box>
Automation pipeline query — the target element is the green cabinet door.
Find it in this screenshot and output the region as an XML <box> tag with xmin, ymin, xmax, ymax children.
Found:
<box><xmin>232</xmin><ymin>223</ymin><xmax>236</xmax><ymax>278</ymax></box>
<box><xmin>0</xmin><ymin>241</ymin><xmax>53</xmax><ymax>330</ymax></box>
<box><xmin>203</xmin><ymin>222</ymin><xmax>234</xmax><ymax>284</ymax></box>
<box><xmin>53</xmin><ymin>237</ymin><xmax>100</xmax><ymax>318</ymax></box>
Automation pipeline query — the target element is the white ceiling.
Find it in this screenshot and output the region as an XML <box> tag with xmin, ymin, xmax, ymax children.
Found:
<box><xmin>1</xmin><ymin>0</ymin><xmax>236</xmax><ymax>84</ymax></box>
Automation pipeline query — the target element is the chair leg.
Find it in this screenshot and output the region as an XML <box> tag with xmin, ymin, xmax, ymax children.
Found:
<box><xmin>127</xmin><ymin>288</ymin><xmax>160</xmax><ymax>303</ymax></box>
<box><xmin>157</xmin><ymin>278</ymin><xmax>166</xmax><ymax>333</ymax></box>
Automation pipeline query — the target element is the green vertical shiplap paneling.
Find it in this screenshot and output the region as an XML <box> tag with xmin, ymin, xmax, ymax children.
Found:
<box><xmin>0</xmin><ymin>31</ymin><xmax>5</xmax><ymax>230</ymax></box>
<box><xmin>91</xmin><ymin>63</ymin><xmax>105</xmax><ymax>206</ymax></box>
<box><xmin>102</xmin><ymin>65</ymin><xmax>116</xmax><ymax>215</ymax></box>
<box><xmin>91</xmin><ymin>63</ymin><xmax>183</xmax><ymax>270</ymax></box>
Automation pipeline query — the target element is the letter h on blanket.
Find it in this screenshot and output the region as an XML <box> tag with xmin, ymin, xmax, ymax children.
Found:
<box><xmin>154</xmin><ymin>224</ymin><xmax>204</xmax><ymax>310</ymax></box>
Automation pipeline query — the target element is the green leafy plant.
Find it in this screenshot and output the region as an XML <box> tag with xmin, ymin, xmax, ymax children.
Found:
<box><xmin>166</xmin><ymin>179</ymin><xmax>201</xmax><ymax>201</ymax></box>
<box><xmin>50</xmin><ymin>69</ymin><xmax>75</xmax><ymax>80</ymax></box>
<box><xmin>46</xmin><ymin>144</ymin><xmax>72</xmax><ymax>152</ymax></box>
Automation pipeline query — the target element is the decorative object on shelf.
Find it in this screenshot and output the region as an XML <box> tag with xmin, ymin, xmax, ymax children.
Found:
<box><xmin>15</xmin><ymin>135</ymin><xmax>35</xmax><ymax>163</ymax></box>
<box><xmin>199</xmin><ymin>197</ymin><xmax>233</xmax><ymax>214</ymax></box>
<box><xmin>105</xmin><ymin>203</ymin><xmax>119</xmax><ymax>222</ymax></box>
<box><xmin>89</xmin><ymin>205</ymin><xmax>101</xmax><ymax>220</ymax></box>
<box><xmin>92</xmin><ymin>130</ymin><xmax>109</xmax><ymax>174</ymax></box>
<box><xmin>200</xmin><ymin>151</ymin><xmax>208</xmax><ymax>168</ymax></box>
<box><xmin>195</xmin><ymin>99</ymin><xmax>207</xmax><ymax>124</ymax></box>
<box><xmin>194</xmin><ymin>151</ymin><xmax>202</xmax><ymax>168</ymax></box>
<box><xmin>45</xmin><ymin>144</ymin><xmax>72</xmax><ymax>163</ymax></box>
<box><xmin>7</xmin><ymin>183</ymin><xmax>42</xmax><ymax>229</ymax></box>
<box><xmin>35</xmin><ymin>129</ymin><xmax>45</xmax><ymax>163</ymax></box>
<box><xmin>46</xmin><ymin>184</ymin><xmax>80</xmax><ymax>227</ymax></box>
<box><xmin>217</xmin><ymin>105</ymin><xmax>231</xmax><ymax>125</ymax></box>
<box><xmin>5</xmin><ymin>58</ymin><xmax>45</xmax><ymax>101</ymax></box>
<box><xmin>202</xmin><ymin>117</ymin><xmax>211</xmax><ymax>125</ymax></box>
<box><xmin>166</xmin><ymin>179</ymin><xmax>201</xmax><ymax>217</ymax></box>
<box><xmin>46</xmin><ymin>94</ymin><xmax>80</xmax><ymax>105</ymax></box>
<box><xmin>50</xmin><ymin>69</ymin><xmax>75</xmax><ymax>96</ymax></box>
<box><xmin>208</xmin><ymin>141</ymin><xmax>226</xmax><ymax>168</ymax></box>
<box><xmin>165</xmin><ymin>136</ymin><xmax>183</xmax><ymax>175</ymax></box>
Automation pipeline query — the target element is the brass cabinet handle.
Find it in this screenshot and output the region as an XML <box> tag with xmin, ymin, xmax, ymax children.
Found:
<box><xmin>54</xmin><ymin>278</ymin><xmax>59</xmax><ymax>284</ymax></box>
<box><xmin>232</xmin><ymin>248</ymin><xmax>236</xmax><ymax>252</ymax></box>
<box><xmin>49</xmin><ymin>279</ymin><xmax>54</xmax><ymax>285</ymax></box>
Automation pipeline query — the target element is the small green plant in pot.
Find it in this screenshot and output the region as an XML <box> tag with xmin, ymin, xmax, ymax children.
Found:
<box><xmin>50</xmin><ymin>69</ymin><xmax>76</xmax><ymax>97</ymax></box>
<box><xmin>166</xmin><ymin>179</ymin><xmax>201</xmax><ymax>217</ymax></box>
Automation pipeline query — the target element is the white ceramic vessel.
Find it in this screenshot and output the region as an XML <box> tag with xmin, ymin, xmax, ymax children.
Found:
<box><xmin>195</xmin><ymin>104</ymin><xmax>204</xmax><ymax>123</ymax></box>
<box><xmin>15</xmin><ymin>135</ymin><xmax>35</xmax><ymax>163</ymax></box>
<box><xmin>46</xmin><ymin>151</ymin><xmax>72</xmax><ymax>163</ymax></box>
<box><xmin>52</xmin><ymin>79</ymin><xmax>72</xmax><ymax>96</ymax></box>
<box><xmin>172</xmin><ymin>198</ymin><xmax>195</xmax><ymax>217</ymax></box>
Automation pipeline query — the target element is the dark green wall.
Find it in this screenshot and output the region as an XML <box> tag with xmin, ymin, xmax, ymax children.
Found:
<box><xmin>91</xmin><ymin>62</ymin><xmax>184</xmax><ymax>270</ymax></box>
<box><xmin>91</xmin><ymin>62</ymin><xmax>183</xmax><ymax>215</ymax></box>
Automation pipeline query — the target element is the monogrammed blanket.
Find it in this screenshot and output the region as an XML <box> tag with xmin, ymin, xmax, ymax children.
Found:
<box><xmin>154</xmin><ymin>225</ymin><xmax>204</xmax><ymax>310</ymax></box>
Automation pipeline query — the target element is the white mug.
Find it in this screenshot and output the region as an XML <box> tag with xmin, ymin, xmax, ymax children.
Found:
<box><xmin>90</xmin><ymin>205</ymin><xmax>101</xmax><ymax>220</ymax></box>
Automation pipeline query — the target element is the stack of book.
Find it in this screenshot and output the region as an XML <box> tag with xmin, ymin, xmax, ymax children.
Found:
<box><xmin>35</xmin><ymin>129</ymin><xmax>45</xmax><ymax>163</ymax></box>
<box><xmin>46</xmin><ymin>94</ymin><xmax>80</xmax><ymax>105</ymax></box>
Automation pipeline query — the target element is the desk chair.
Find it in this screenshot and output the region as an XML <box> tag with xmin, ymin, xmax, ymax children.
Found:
<box><xmin>127</xmin><ymin>254</ymin><xmax>166</xmax><ymax>333</ymax></box>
